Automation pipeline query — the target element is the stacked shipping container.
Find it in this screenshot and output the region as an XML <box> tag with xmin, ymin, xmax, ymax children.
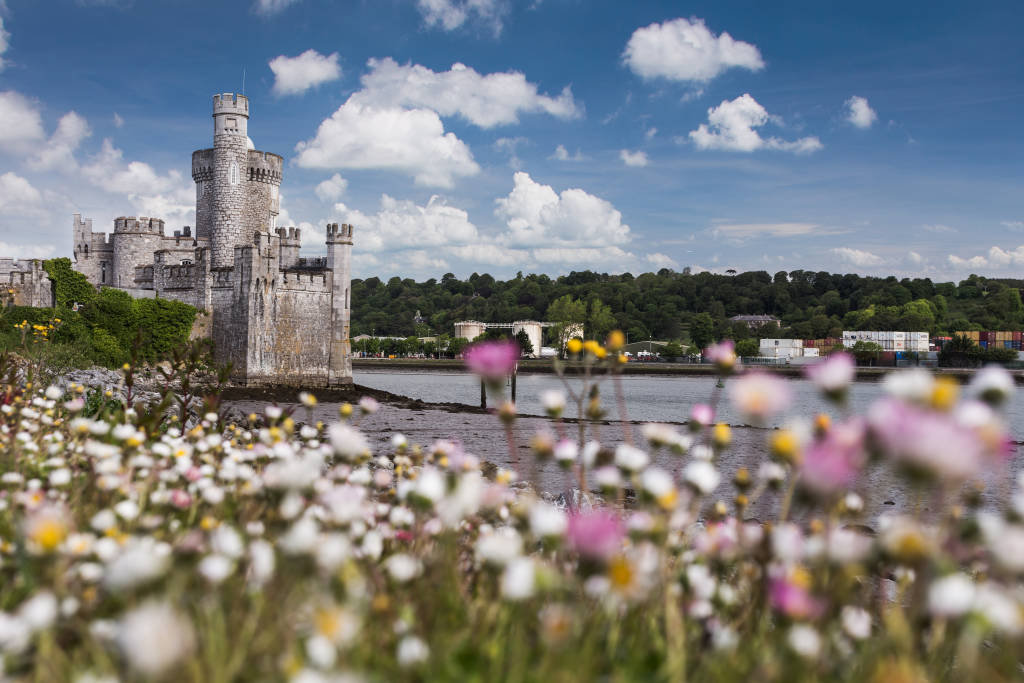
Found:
<box><xmin>841</xmin><ymin>331</ymin><xmax>929</xmax><ymax>352</ymax></box>
<box><xmin>955</xmin><ymin>331</ymin><xmax>1023</xmax><ymax>350</ymax></box>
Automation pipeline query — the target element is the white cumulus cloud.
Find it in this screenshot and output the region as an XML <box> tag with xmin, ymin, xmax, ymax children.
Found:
<box><xmin>332</xmin><ymin>194</ymin><xmax>480</xmax><ymax>252</ymax></box>
<box><xmin>647</xmin><ymin>252</ymin><xmax>680</xmax><ymax>269</ymax></box>
<box><xmin>623</xmin><ymin>17</ymin><xmax>763</xmax><ymax>83</ymax></box>
<box><xmin>294</xmin><ymin>100</ymin><xmax>480</xmax><ymax>187</ymax></box>
<box><xmin>416</xmin><ymin>0</ymin><xmax>507</xmax><ymax>36</ymax></box>
<box><xmin>253</xmin><ymin>0</ymin><xmax>301</xmax><ymax>15</ymax></box>
<box><xmin>845</xmin><ymin>96</ymin><xmax>877</xmax><ymax>129</ymax></box>
<box><xmin>549</xmin><ymin>144</ymin><xmax>584</xmax><ymax>162</ymax></box>
<box><xmin>495</xmin><ymin>171</ymin><xmax>631</xmax><ymax>247</ymax></box>
<box><xmin>0</xmin><ymin>241</ymin><xmax>55</xmax><ymax>259</ymax></box>
<box><xmin>314</xmin><ymin>173</ymin><xmax>348</xmax><ymax>202</ymax></box>
<box><xmin>689</xmin><ymin>94</ymin><xmax>822</xmax><ymax>154</ymax></box>
<box><xmin>948</xmin><ymin>246</ymin><xmax>1024</xmax><ymax>270</ymax></box>
<box><xmin>0</xmin><ymin>90</ymin><xmax>46</xmax><ymax>153</ymax></box>
<box><xmin>354</xmin><ymin>58</ymin><xmax>579</xmax><ymax>128</ymax></box>
<box><xmin>81</xmin><ymin>139</ymin><xmax>194</xmax><ymax>222</ymax></box>
<box><xmin>29</xmin><ymin>111</ymin><xmax>91</xmax><ymax>171</ymax></box>
<box><xmin>619</xmin><ymin>149</ymin><xmax>648</xmax><ymax>167</ymax></box>
<box><xmin>0</xmin><ymin>172</ymin><xmax>42</xmax><ymax>210</ymax></box>
<box><xmin>269</xmin><ymin>49</ymin><xmax>342</xmax><ymax>96</ymax></box>
<box><xmin>831</xmin><ymin>247</ymin><xmax>884</xmax><ymax>267</ymax></box>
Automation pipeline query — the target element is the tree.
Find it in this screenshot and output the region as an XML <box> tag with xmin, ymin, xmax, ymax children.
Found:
<box><xmin>662</xmin><ymin>341</ymin><xmax>685</xmax><ymax>359</ymax></box>
<box><xmin>546</xmin><ymin>294</ymin><xmax>587</xmax><ymax>346</ymax></box>
<box><xmin>690</xmin><ymin>312</ymin><xmax>714</xmax><ymax>350</ymax></box>
<box><xmin>735</xmin><ymin>339</ymin><xmax>760</xmax><ymax>357</ymax></box>
<box><xmin>850</xmin><ymin>340</ymin><xmax>883</xmax><ymax>365</ymax></box>
<box><xmin>514</xmin><ymin>329</ymin><xmax>534</xmax><ymax>357</ymax></box>
<box><xmin>587</xmin><ymin>299</ymin><xmax>616</xmax><ymax>341</ymax></box>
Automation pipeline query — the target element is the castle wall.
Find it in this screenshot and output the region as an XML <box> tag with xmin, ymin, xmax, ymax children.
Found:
<box><xmin>244</xmin><ymin>151</ymin><xmax>282</xmax><ymax>234</ymax></box>
<box><xmin>1</xmin><ymin>259</ymin><xmax>53</xmax><ymax>308</ymax></box>
<box><xmin>326</xmin><ymin>223</ymin><xmax>354</xmax><ymax>386</ymax></box>
<box><xmin>72</xmin><ymin>214</ymin><xmax>114</xmax><ymax>286</ymax></box>
<box><xmin>111</xmin><ymin>217</ymin><xmax>164</xmax><ymax>289</ymax></box>
<box><xmin>192</xmin><ymin>149</ymin><xmax>214</xmax><ymax>240</ymax></box>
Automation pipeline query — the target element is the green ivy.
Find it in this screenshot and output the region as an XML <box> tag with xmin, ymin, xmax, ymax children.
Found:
<box><xmin>42</xmin><ymin>258</ymin><xmax>96</xmax><ymax>310</ymax></box>
<box><xmin>1</xmin><ymin>259</ymin><xmax>198</xmax><ymax>368</ymax></box>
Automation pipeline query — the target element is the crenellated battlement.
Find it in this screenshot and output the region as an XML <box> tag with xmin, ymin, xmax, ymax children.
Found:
<box><xmin>213</xmin><ymin>93</ymin><xmax>248</xmax><ymax>117</ymax></box>
<box><xmin>114</xmin><ymin>216</ymin><xmax>165</xmax><ymax>234</ymax></box>
<box><xmin>247</xmin><ymin>150</ymin><xmax>283</xmax><ymax>185</ymax></box>
<box><xmin>275</xmin><ymin>227</ymin><xmax>301</xmax><ymax>244</ymax></box>
<box><xmin>192</xmin><ymin>149</ymin><xmax>214</xmax><ymax>182</ymax></box>
<box><xmin>326</xmin><ymin>223</ymin><xmax>354</xmax><ymax>244</ymax></box>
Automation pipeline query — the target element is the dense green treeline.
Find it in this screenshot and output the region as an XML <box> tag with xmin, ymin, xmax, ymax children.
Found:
<box><xmin>0</xmin><ymin>258</ymin><xmax>196</xmax><ymax>369</ymax></box>
<box><xmin>352</xmin><ymin>269</ymin><xmax>1024</xmax><ymax>345</ymax></box>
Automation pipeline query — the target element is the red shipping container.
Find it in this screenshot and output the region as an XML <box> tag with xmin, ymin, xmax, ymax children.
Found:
<box><xmin>804</xmin><ymin>340</ymin><xmax>814</xmax><ymax>347</ymax></box>
<box><xmin>1014</xmin><ymin>332</ymin><xmax>1022</xmax><ymax>341</ymax></box>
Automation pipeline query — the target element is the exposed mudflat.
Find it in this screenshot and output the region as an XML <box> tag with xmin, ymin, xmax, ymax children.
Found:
<box><xmin>227</xmin><ymin>387</ymin><xmax>1023</xmax><ymax>527</ymax></box>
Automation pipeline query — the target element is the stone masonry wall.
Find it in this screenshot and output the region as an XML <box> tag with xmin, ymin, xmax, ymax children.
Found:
<box><xmin>211</xmin><ymin>134</ymin><xmax>249</xmax><ymax>268</ymax></box>
<box><xmin>1</xmin><ymin>259</ymin><xmax>53</xmax><ymax>307</ymax></box>
<box><xmin>192</xmin><ymin>149</ymin><xmax>214</xmax><ymax>240</ymax></box>
<box><xmin>111</xmin><ymin>230</ymin><xmax>161</xmax><ymax>289</ymax></box>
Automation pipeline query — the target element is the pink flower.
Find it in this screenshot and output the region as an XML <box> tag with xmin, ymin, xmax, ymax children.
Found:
<box><xmin>464</xmin><ymin>340</ymin><xmax>519</xmax><ymax>381</ymax></box>
<box><xmin>567</xmin><ymin>510</ymin><xmax>624</xmax><ymax>561</ymax></box>
<box><xmin>169</xmin><ymin>490</ymin><xmax>192</xmax><ymax>510</ymax></box>
<box><xmin>705</xmin><ymin>340</ymin><xmax>737</xmax><ymax>371</ymax></box>
<box><xmin>690</xmin><ymin>403</ymin><xmax>715</xmax><ymax>428</ymax></box>
<box><xmin>799</xmin><ymin>419</ymin><xmax>866</xmax><ymax>495</ymax></box>
<box><xmin>770</xmin><ymin>577</ymin><xmax>824</xmax><ymax>620</ymax></box>
<box><xmin>806</xmin><ymin>353</ymin><xmax>855</xmax><ymax>397</ymax></box>
<box><xmin>868</xmin><ymin>398</ymin><xmax>984</xmax><ymax>481</ymax></box>
<box><xmin>727</xmin><ymin>372</ymin><xmax>792</xmax><ymax>422</ymax></box>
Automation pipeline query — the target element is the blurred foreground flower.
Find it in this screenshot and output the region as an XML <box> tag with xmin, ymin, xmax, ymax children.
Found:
<box><xmin>464</xmin><ymin>340</ymin><xmax>519</xmax><ymax>383</ymax></box>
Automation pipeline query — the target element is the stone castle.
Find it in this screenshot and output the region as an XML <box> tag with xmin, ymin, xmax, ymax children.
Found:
<box><xmin>66</xmin><ymin>93</ymin><xmax>354</xmax><ymax>386</ymax></box>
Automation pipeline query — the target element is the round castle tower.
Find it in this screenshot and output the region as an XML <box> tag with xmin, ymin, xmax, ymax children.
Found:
<box><xmin>111</xmin><ymin>216</ymin><xmax>164</xmax><ymax>288</ymax></box>
<box><xmin>192</xmin><ymin>93</ymin><xmax>283</xmax><ymax>269</ymax></box>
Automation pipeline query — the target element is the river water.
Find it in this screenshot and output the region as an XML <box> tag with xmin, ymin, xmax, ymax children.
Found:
<box><xmin>354</xmin><ymin>368</ymin><xmax>1024</xmax><ymax>438</ymax></box>
<box><xmin>230</xmin><ymin>369</ymin><xmax>1024</xmax><ymax>524</ymax></box>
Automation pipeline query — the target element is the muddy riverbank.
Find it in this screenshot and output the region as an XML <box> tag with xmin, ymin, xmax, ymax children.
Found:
<box><xmin>225</xmin><ymin>385</ymin><xmax>1023</xmax><ymax>526</ymax></box>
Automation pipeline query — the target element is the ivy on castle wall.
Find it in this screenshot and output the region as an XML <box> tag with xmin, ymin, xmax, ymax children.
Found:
<box><xmin>0</xmin><ymin>259</ymin><xmax>198</xmax><ymax>368</ymax></box>
<box><xmin>43</xmin><ymin>258</ymin><xmax>96</xmax><ymax>309</ymax></box>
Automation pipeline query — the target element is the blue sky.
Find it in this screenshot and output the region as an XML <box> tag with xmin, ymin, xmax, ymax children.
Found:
<box><xmin>0</xmin><ymin>0</ymin><xmax>1022</xmax><ymax>280</ymax></box>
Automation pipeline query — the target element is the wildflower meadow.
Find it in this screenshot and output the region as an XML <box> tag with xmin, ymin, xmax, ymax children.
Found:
<box><xmin>0</xmin><ymin>336</ymin><xmax>1022</xmax><ymax>681</ymax></box>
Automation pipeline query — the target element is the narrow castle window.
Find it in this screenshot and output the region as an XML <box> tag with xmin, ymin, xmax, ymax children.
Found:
<box><xmin>229</xmin><ymin>162</ymin><xmax>240</xmax><ymax>186</ymax></box>
<box><xmin>101</xmin><ymin>262</ymin><xmax>107</xmax><ymax>283</ymax></box>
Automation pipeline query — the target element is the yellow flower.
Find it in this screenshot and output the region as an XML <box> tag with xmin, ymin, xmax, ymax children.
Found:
<box><xmin>771</xmin><ymin>429</ymin><xmax>801</xmax><ymax>465</ymax></box>
<box><xmin>608</xmin><ymin>555</ymin><xmax>635</xmax><ymax>591</ymax></box>
<box><xmin>299</xmin><ymin>391</ymin><xmax>318</xmax><ymax>407</ymax></box>
<box><xmin>200</xmin><ymin>516</ymin><xmax>219</xmax><ymax>531</ymax></box>
<box><xmin>617</xmin><ymin>353</ymin><xmax>628</xmax><ymax>364</ymax></box>
<box><xmin>712</xmin><ymin>422</ymin><xmax>731</xmax><ymax>449</ymax></box>
<box><xmin>607</xmin><ymin>330</ymin><xmax>625</xmax><ymax>351</ymax></box>
<box><xmin>339</xmin><ymin>403</ymin><xmax>354</xmax><ymax>418</ymax></box>
<box><xmin>24</xmin><ymin>508</ymin><xmax>68</xmax><ymax>553</ymax></box>
<box><xmin>930</xmin><ymin>377</ymin><xmax>959</xmax><ymax>411</ymax></box>
<box><xmin>566</xmin><ymin>338</ymin><xmax>583</xmax><ymax>354</ymax></box>
<box><xmin>583</xmin><ymin>340</ymin><xmax>602</xmax><ymax>356</ymax></box>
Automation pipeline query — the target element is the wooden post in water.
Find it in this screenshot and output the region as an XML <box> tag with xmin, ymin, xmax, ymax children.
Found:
<box><xmin>511</xmin><ymin>367</ymin><xmax>517</xmax><ymax>403</ymax></box>
<box><xmin>480</xmin><ymin>379</ymin><xmax>487</xmax><ymax>409</ymax></box>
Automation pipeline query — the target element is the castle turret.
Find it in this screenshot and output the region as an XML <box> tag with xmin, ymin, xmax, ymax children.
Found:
<box><xmin>276</xmin><ymin>227</ymin><xmax>301</xmax><ymax>268</ymax></box>
<box><xmin>209</xmin><ymin>93</ymin><xmax>250</xmax><ymax>267</ymax></box>
<box><xmin>326</xmin><ymin>223</ymin><xmax>354</xmax><ymax>386</ymax></box>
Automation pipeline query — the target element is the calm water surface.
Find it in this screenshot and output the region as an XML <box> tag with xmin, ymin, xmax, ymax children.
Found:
<box><xmin>355</xmin><ymin>368</ymin><xmax>1024</xmax><ymax>439</ymax></box>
